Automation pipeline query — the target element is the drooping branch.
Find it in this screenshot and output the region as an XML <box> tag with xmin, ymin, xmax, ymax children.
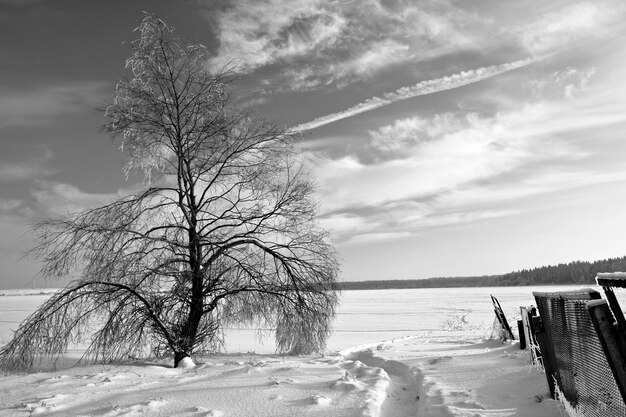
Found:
<box><xmin>0</xmin><ymin>280</ymin><xmax>176</xmax><ymax>373</ymax></box>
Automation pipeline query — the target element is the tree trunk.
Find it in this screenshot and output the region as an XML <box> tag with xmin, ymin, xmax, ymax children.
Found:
<box><xmin>178</xmin><ymin>222</ymin><xmax>204</xmax><ymax>359</ymax></box>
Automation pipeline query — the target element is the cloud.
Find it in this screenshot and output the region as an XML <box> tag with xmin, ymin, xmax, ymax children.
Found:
<box><xmin>0</xmin><ymin>163</ymin><xmax>55</xmax><ymax>182</ymax></box>
<box><xmin>321</xmin><ymin>162</ymin><xmax>626</xmax><ymax>245</ymax></box>
<box><xmin>529</xmin><ymin>67</ymin><xmax>596</xmax><ymax>100</ymax></box>
<box><xmin>207</xmin><ymin>0</ymin><xmax>625</xmax><ymax>95</ymax></box>
<box><xmin>0</xmin><ymin>199</ymin><xmax>20</xmax><ymax>212</ymax></box>
<box><xmin>208</xmin><ymin>0</ymin><xmax>487</xmax><ymax>90</ymax></box>
<box><xmin>343</xmin><ymin>231</ymin><xmax>413</xmax><ymax>245</ymax></box>
<box><xmin>290</xmin><ymin>58</ymin><xmax>536</xmax><ymax>132</ymax></box>
<box><xmin>515</xmin><ymin>0</ymin><xmax>626</xmax><ymax>55</ymax></box>
<box><xmin>320</xmin><ymin>199</ymin><xmax>520</xmax><ymax>245</ymax></box>
<box><xmin>31</xmin><ymin>181</ymin><xmax>131</xmax><ymax>215</ymax></box>
<box><xmin>368</xmin><ymin>113</ymin><xmax>459</xmax><ymax>155</ymax></box>
<box><xmin>330</xmin><ymin>39</ymin><xmax>412</xmax><ymax>81</ymax></box>
<box><xmin>437</xmin><ymin>170</ymin><xmax>626</xmax><ymax>212</ymax></box>
<box><xmin>210</xmin><ymin>0</ymin><xmax>345</xmax><ymax>72</ymax></box>
<box><xmin>0</xmin><ymin>81</ymin><xmax>109</xmax><ymax>127</ymax></box>
<box><xmin>0</xmin><ymin>148</ymin><xmax>56</xmax><ymax>182</ymax></box>
<box><xmin>0</xmin><ymin>198</ymin><xmax>26</xmax><ymax>215</ymax></box>
<box><xmin>311</xmin><ymin>62</ymin><xmax>626</xmax><ymax>243</ymax></box>
<box><xmin>313</xmin><ymin>104</ymin><xmax>581</xmax><ymax>212</ymax></box>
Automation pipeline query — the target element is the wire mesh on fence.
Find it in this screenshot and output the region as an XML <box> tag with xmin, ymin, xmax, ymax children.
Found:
<box><xmin>534</xmin><ymin>289</ymin><xmax>626</xmax><ymax>417</ymax></box>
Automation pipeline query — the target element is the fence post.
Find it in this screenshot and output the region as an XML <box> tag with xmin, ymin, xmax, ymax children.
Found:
<box><xmin>532</xmin><ymin>315</ymin><xmax>557</xmax><ymax>398</ymax></box>
<box><xmin>521</xmin><ymin>307</ymin><xmax>542</xmax><ymax>366</ymax></box>
<box><xmin>601</xmin><ymin>286</ymin><xmax>626</xmax><ymax>332</ymax></box>
<box><xmin>588</xmin><ymin>299</ymin><xmax>626</xmax><ymax>405</ymax></box>
<box><xmin>517</xmin><ymin>320</ymin><xmax>526</xmax><ymax>349</ymax></box>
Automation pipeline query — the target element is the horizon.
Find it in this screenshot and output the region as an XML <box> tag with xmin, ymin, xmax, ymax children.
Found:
<box><xmin>6</xmin><ymin>253</ymin><xmax>626</xmax><ymax>291</ymax></box>
<box><xmin>1</xmin><ymin>1</ymin><xmax>626</xmax><ymax>289</ymax></box>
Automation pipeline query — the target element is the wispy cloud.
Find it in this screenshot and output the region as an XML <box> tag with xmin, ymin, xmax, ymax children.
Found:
<box><xmin>208</xmin><ymin>0</ymin><xmax>487</xmax><ymax>91</ymax></box>
<box><xmin>0</xmin><ymin>148</ymin><xmax>56</xmax><ymax>182</ymax></box>
<box><xmin>31</xmin><ymin>181</ymin><xmax>133</xmax><ymax>216</ymax></box>
<box><xmin>312</xmin><ymin>62</ymin><xmax>626</xmax><ymax>244</ymax></box>
<box><xmin>321</xmin><ymin>165</ymin><xmax>626</xmax><ymax>245</ymax></box>
<box><xmin>516</xmin><ymin>0</ymin><xmax>626</xmax><ymax>55</ymax></box>
<box><xmin>0</xmin><ymin>81</ymin><xmax>108</xmax><ymax>127</ymax></box>
<box><xmin>207</xmin><ymin>0</ymin><xmax>626</xmax><ymax>98</ymax></box>
<box><xmin>209</xmin><ymin>0</ymin><xmax>345</xmax><ymax>72</ymax></box>
<box><xmin>0</xmin><ymin>163</ymin><xmax>55</xmax><ymax>183</ymax></box>
<box><xmin>320</xmin><ymin>200</ymin><xmax>521</xmax><ymax>245</ymax></box>
<box><xmin>529</xmin><ymin>67</ymin><xmax>596</xmax><ymax>100</ymax></box>
<box><xmin>343</xmin><ymin>231</ymin><xmax>414</xmax><ymax>245</ymax></box>
<box><xmin>313</xmin><ymin>103</ymin><xmax>582</xmax><ymax>212</ymax></box>
<box><xmin>331</xmin><ymin>39</ymin><xmax>411</xmax><ymax>81</ymax></box>
<box><xmin>290</xmin><ymin>58</ymin><xmax>536</xmax><ymax>132</ymax></box>
<box><xmin>0</xmin><ymin>198</ymin><xmax>23</xmax><ymax>213</ymax></box>
<box><xmin>368</xmin><ymin>113</ymin><xmax>459</xmax><ymax>156</ymax></box>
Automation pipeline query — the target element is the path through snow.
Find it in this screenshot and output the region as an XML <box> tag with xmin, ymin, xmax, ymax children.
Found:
<box><xmin>0</xmin><ymin>333</ymin><xmax>564</xmax><ymax>416</ymax></box>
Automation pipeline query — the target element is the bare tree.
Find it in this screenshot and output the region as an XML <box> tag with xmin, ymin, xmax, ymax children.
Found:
<box><xmin>0</xmin><ymin>14</ymin><xmax>339</xmax><ymax>372</ymax></box>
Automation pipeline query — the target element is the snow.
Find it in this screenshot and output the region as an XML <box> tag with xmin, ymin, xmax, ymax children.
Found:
<box><xmin>178</xmin><ymin>356</ymin><xmax>196</xmax><ymax>369</ymax></box>
<box><xmin>0</xmin><ymin>338</ymin><xmax>561</xmax><ymax>417</ymax></box>
<box><xmin>0</xmin><ymin>285</ymin><xmax>598</xmax><ymax>416</ymax></box>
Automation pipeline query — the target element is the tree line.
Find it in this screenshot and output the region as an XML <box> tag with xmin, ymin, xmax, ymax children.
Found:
<box><xmin>339</xmin><ymin>256</ymin><xmax>626</xmax><ymax>290</ymax></box>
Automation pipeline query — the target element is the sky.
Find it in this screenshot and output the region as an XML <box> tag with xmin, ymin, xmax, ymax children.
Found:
<box><xmin>1</xmin><ymin>0</ymin><xmax>626</xmax><ymax>289</ymax></box>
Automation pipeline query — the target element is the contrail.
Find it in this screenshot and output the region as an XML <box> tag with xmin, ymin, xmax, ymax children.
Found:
<box><xmin>289</xmin><ymin>58</ymin><xmax>536</xmax><ymax>133</ymax></box>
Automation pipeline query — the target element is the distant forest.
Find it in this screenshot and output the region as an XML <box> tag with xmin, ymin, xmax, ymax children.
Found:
<box><xmin>339</xmin><ymin>256</ymin><xmax>626</xmax><ymax>290</ymax></box>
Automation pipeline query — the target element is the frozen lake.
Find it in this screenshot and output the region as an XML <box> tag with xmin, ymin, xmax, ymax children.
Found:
<box><xmin>0</xmin><ymin>285</ymin><xmax>609</xmax><ymax>354</ymax></box>
<box><xmin>0</xmin><ymin>286</ymin><xmax>579</xmax><ymax>417</ymax></box>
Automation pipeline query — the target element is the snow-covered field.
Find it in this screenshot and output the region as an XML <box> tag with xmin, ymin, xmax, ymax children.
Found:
<box><xmin>0</xmin><ymin>286</ymin><xmax>589</xmax><ymax>416</ymax></box>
